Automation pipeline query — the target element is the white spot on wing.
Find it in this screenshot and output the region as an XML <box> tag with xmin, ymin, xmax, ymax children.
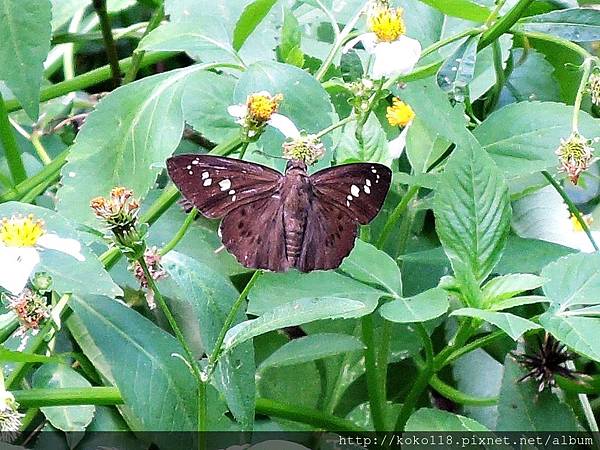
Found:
<box><xmin>347</xmin><ymin>195</ymin><xmax>353</xmax><ymax>201</ymax></box>
<box><xmin>371</xmin><ymin>168</ymin><xmax>377</xmax><ymax>173</ymax></box>
<box><xmin>351</xmin><ymin>185</ymin><xmax>360</xmax><ymax>197</ymax></box>
<box><xmin>231</xmin><ymin>195</ymin><xmax>237</xmax><ymax>201</ymax></box>
<box><xmin>229</xmin><ymin>189</ymin><xmax>235</xmax><ymax>195</ymax></box>
<box><xmin>203</xmin><ymin>178</ymin><xmax>212</xmax><ymax>186</ymax></box>
<box><xmin>366</xmin><ymin>179</ymin><xmax>371</xmax><ymax>187</ymax></box>
<box><xmin>186</xmin><ymin>165</ymin><xmax>192</xmax><ymax>170</ymax></box>
<box><xmin>346</xmin><ymin>200</ymin><xmax>350</xmax><ymax>207</ymax></box>
<box><xmin>188</xmin><ymin>170</ymin><xmax>193</xmax><ymax>175</ymax></box>
<box><xmin>364</xmin><ymin>185</ymin><xmax>371</xmax><ymax>194</ymax></box>
<box><xmin>219</xmin><ymin>179</ymin><xmax>231</xmax><ymax>191</ymax></box>
<box><xmin>192</xmin><ymin>160</ymin><xmax>199</xmax><ymax>165</ymax></box>
<box><xmin>202</xmin><ymin>171</ymin><xmax>209</xmax><ymax>179</ymax></box>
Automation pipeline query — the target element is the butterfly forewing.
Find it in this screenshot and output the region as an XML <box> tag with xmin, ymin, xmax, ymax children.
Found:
<box><xmin>166</xmin><ymin>154</ymin><xmax>282</xmax><ymax>218</ymax></box>
<box><xmin>309</xmin><ymin>163</ymin><xmax>392</xmax><ymax>224</ymax></box>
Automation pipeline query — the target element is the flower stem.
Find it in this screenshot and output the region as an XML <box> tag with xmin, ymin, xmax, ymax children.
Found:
<box><xmin>542</xmin><ymin>170</ymin><xmax>599</xmax><ymax>251</ymax></box>
<box><xmin>315</xmin><ymin>116</ymin><xmax>354</xmax><ymax>139</ymax></box>
<box><xmin>159</xmin><ymin>208</ymin><xmax>198</xmax><ymax>256</ymax></box>
<box><xmin>429</xmin><ymin>374</ymin><xmax>498</xmax><ymax>406</ymax></box>
<box><xmin>479</xmin><ymin>0</ymin><xmax>534</xmax><ymax>49</ymax></box>
<box><xmin>395</xmin><ymin>323</ymin><xmax>433</xmax><ymax>431</ymax></box>
<box><xmin>122</xmin><ymin>5</ymin><xmax>165</xmax><ymax>84</ymax></box>
<box><xmin>92</xmin><ymin>0</ymin><xmax>122</xmax><ymax>87</ymax></box>
<box><xmin>30</xmin><ymin>131</ymin><xmax>52</xmax><ymax>165</ymax></box>
<box><xmin>361</xmin><ymin>314</ymin><xmax>386</xmax><ymax>431</ymax></box>
<box><xmin>238</xmin><ymin>141</ymin><xmax>250</xmax><ymax>160</ymax></box>
<box><xmin>376</xmin><ymin>185</ymin><xmax>419</xmax><ymax>250</ymax></box>
<box><xmin>485</xmin><ymin>0</ymin><xmax>508</xmax><ymax>27</ymax></box>
<box><xmin>0</xmin><ymin>92</ymin><xmax>26</xmax><ymax>185</ymax></box>
<box><xmin>436</xmin><ymin>330</ymin><xmax>505</xmax><ymax>369</ymax></box>
<box><xmin>13</xmin><ymin>387</ymin><xmax>122</xmax><ymax>407</ymax></box>
<box><xmin>572</xmin><ymin>57</ymin><xmax>593</xmax><ymax>133</ymax></box>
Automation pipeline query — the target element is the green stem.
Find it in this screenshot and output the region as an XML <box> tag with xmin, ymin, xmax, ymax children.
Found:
<box><xmin>255</xmin><ymin>398</ymin><xmax>365</xmax><ymax>432</ymax></box>
<box><xmin>0</xmin><ymin>92</ymin><xmax>26</xmax><ymax>185</ymax></box>
<box><xmin>376</xmin><ymin>320</ymin><xmax>392</xmax><ymax>411</ymax></box>
<box><xmin>429</xmin><ymin>375</ymin><xmax>498</xmax><ymax>406</ymax></box>
<box><xmin>395</xmin><ymin>324</ymin><xmax>433</xmax><ymax>431</ymax></box>
<box><xmin>485</xmin><ymin>0</ymin><xmax>508</xmax><ymax>27</ymax></box>
<box><xmin>376</xmin><ymin>185</ymin><xmax>419</xmax><ymax>250</ymax></box>
<box><xmin>437</xmin><ymin>330</ymin><xmax>505</xmax><ymax>369</ymax></box>
<box><xmin>479</xmin><ymin>0</ymin><xmax>534</xmax><ymax>48</ymax></box>
<box><xmin>159</xmin><ymin>208</ymin><xmax>198</xmax><ymax>256</ymax></box>
<box><xmin>122</xmin><ymin>5</ymin><xmax>165</xmax><ymax>84</ymax></box>
<box><xmin>205</xmin><ymin>270</ymin><xmax>262</xmax><ymax>377</ymax></box>
<box><xmin>542</xmin><ymin>170</ymin><xmax>599</xmax><ymax>251</ymax></box>
<box><xmin>238</xmin><ymin>141</ymin><xmax>250</xmax><ymax>160</ymax></box>
<box><xmin>20</xmin><ymin>173</ymin><xmax>59</xmax><ymax>204</ymax></box>
<box><xmin>514</xmin><ymin>31</ymin><xmax>593</xmax><ymax>61</ymax></box>
<box><xmin>485</xmin><ymin>39</ymin><xmax>505</xmax><ymax>113</ymax></box>
<box><xmin>30</xmin><ymin>131</ymin><xmax>51</xmax><ymax>165</ymax></box>
<box><xmin>92</xmin><ymin>0</ymin><xmax>122</xmax><ymax>86</ymax></box>
<box><xmin>433</xmin><ymin>319</ymin><xmax>474</xmax><ymax>370</ymax></box>
<box><xmin>13</xmin><ymin>387</ymin><xmax>122</xmax><ymax>407</ymax></box>
<box><xmin>420</xmin><ymin>27</ymin><xmax>485</xmax><ymax>60</ymax></box>
<box><xmin>4</xmin><ymin>51</ymin><xmax>176</xmax><ymax>114</ymax></box>
<box><xmin>361</xmin><ymin>314</ymin><xmax>386</xmax><ymax>431</ymax></box>
<box><xmin>572</xmin><ymin>57</ymin><xmax>593</xmax><ymax>132</ymax></box>
<box><xmin>314</xmin><ymin>116</ymin><xmax>354</xmax><ymax>139</ymax></box>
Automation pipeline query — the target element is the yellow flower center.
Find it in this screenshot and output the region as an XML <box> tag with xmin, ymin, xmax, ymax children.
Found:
<box><xmin>247</xmin><ymin>93</ymin><xmax>282</xmax><ymax>123</ymax></box>
<box><xmin>0</xmin><ymin>215</ymin><xmax>45</xmax><ymax>247</ymax></box>
<box><xmin>571</xmin><ymin>214</ymin><xmax>593</xmax><ymax>232</ymax></box>
<box><xmin>386</xmin><ymin>98</ymin><xmax>415</xmax><ymax>127</ymax></box>
<box><xmin>369</xmin><ymin>7</ymin><xmax>405</xmax><ymax>42</ymax></box>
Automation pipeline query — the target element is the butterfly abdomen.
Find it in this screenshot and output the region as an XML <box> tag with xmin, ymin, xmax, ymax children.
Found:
<box><xmin>281</xmin><ymin>171</ymin><xmax>311</xmax><ymax>267</ymax></box>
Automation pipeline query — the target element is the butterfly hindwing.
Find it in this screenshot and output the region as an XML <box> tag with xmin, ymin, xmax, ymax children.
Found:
<box><xmin>219</xmin><ymin>196</ymin><xmax>289</xmax><ymax>272</ymax></box>
<box><xmin>166</xmin><ymin>154</ymin><xmax>282</xmax><ymax>218</ymax></box>
<box><xmin>310</xmin><ymin>163</ymin><xmax>392</xmax><ymax>224</ymax></box>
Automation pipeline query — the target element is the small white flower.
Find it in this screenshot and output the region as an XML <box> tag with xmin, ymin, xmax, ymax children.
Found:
<box><xmin>388</xmin><ymin>124</ymin><xmax>411</xmax><ymax>159</ymax></box>
<box><xmin>228</xmin><ymin>91</ymin><xmax>300</xmax><ymax>139</ymax></box>
<box><xmin>0</xmin><ymin>215</ymin><xmax>84</xmax><ymax>295</ymax></box>
<box><xmin>343</xmin><ymin>6</ymin><xmax>422</xmax><ymax>80</ymax></box>
<box><xmin>386</xmin><ymin>98</ymin><xmax>415</xmax><ymax>159</ymax></box>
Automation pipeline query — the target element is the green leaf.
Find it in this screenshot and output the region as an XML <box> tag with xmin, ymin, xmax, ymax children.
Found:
<box><xmin>162</xmin><ymin>251</ymin><xmax>255</xmax><ymax>429</ymax></box>
<box><xmin>417</xmin><ymin>0</ymin><xmax>491</xmax><ymax>22</ymax></box>
<box><xmin>474</xmin><ymin>102</ymin><xmax>600</xmax><ymax>178</ymax></box>
<box><xmin>0</xmin><ymin>202</ymin><xmax>122</xmax><ymax>298</ymax></box>
<box><xmin>519</xmin><ymin>8</ymin><xmax>600</xmax><ymax>42</ymax></box>
<box><xmin>277</xmin><ymin>8</ymin><xmax>304</xmax><ymax>67</ymax></box>
<box><xmin>337</xmin><ymin>115</ymin><xmax>392</xmax><ymax>165</ymax></box>
<box><xmin>32</xmin><ymin>364</ymin><xmax>95</xmax><ymax>432</ymax></box>
<box><xmin>339</xmin><ymin>239</ymin><xmax>402</xmax><ymax>297</ymax></box>
<box><xmin>482</xmin><ymin>273</ymin><xmax>546</xmax><ymax>304</ymax></box>
<box><xmin>436</xmin><ymin>34</ymin><xmax>480</xmax><ymax>102</ymax></box>
<box><xmin>68</xmin><ymin>295</ymin><xmax>202</xmax><ymax>434</ymax></box>
<box><xmin>380</xmin><ymin>288</ymin><xmax>449</xmax><ymax>323</ymax></box>
<box><xmin>406</xmin><ymin>117</ymin><xmax>449</xmax><ymax>174</ymax></box>
<box><xmin>0</xmin><ymin>0</ymin><xmax>51</xmax><ymax>119</ymax></box>
<box><xmin>451</xmin><ymin>308</ymin><xmax>540</xmax><ymax>340</ymax></box>
<box><xmin>540</xmin><ymin>313</ymin><xmax>600</xmax><ymax>361</ymax></box>
<box><xmin>497</xmin><ymin>355</ymin><xmax>581</xmax><ymax>430</ymax></box>
<box><xmin>247</xmin><ymin>270</ymin><xmax>385</xmax><ymax>316</ymax></box>
<box><xmin>258</xmin><ymin>333</ymin><xmax>364</xmax><ymax>370</ymax></box>
<box><xmin>490</xmin><ymin>295</ymin><xmax>548</xmax><ymax>311</ymax></box>
<box><xmin>433</xmin><ymin>144</ymin><xmax>512</xmax><ymax>284</ymax></box>
<box><xmin>0</xmin><ymin>345</ymin><xmax>65</xmax><ymax>364</ymax></box>
<box><xmin>224</xmin><ymin>297</ymin><xmax>373</xmax><ymax>351</ymax></box>
<box><xmin>405</xmin><ymin>408</ymin><xmax>489</xmax><ymax>431</ymax></box>
<box><xmin>56</xmin><ymin>67</ymin><xmax>205</xmax><ymax>226</ymax></box>
<box><xmin>233</xmin><ymin>0</ymin><xmax>278</xmax><ymax>51</ymax></box>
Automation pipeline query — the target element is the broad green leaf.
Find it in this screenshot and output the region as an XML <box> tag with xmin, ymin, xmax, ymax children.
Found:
<box><xmin>482</xmin><ymin>273</ymin><xmax>546</xmax><ymax>304</ymax></box>
<box><xmin>474</xmin><ymin>102</ymin><xmax>600</xmax><ymax>178</ymax></box>
<box><xmin>224</xmin><ymin>297</ymin><xmax>373</xmax><ymax>351</ymax></box>
<box><xmin>494</xmin><ymin>235</ymin><xmax>573</xmax><ymax>275</ymax></box>
<box><xmin>32</xmin><ymin>364</ymin><xmax>95</xmax><ymax>432</ymax></box>
<box><xmin>57</xmin><ymin>67</ymin><xmax>207</xmax><ymax>226</ymax></box>
<box><xmin>0</xmin><ymin>0</ymin><xmax>51</xmax><ymax>119</ymax></box>
<box><xmin>0</xmin><ymin>202</ymin><xmax>122</xmax><ymax>298</ymax></box>
<box><xmin>380</xmin><ymin>288</ymin><xmax>449</xmax><ymax>323</ymax></box>
<box><xmin>339</xmin><ymin>239</ymin><xmax>402</xmax><ymax>297</ymax></box>
<box><xmin>490</xmin><ymin>295</ymin><xmax>548</xmax><ymax>311</ymax></box>
<box><xmin>337</xmin><ymin>115</ymin><xmax>392</xmax><ymax>166</ymax></box>
<box><xmin>258</xmin><ymin>333</ymin><xmax>364</xmax><ymax>370</ymax></box>
<box><xmin>417</xmin><ymin>0</ymin><xmax>491</xmax><ymax>21</ymax></box>
<box><xmin>433</xmin><ymin>144</ymin><xmax>511</xmax><ymax>284</ymax></box>
<box><xmin>346</xmin><ymin>401</ymin><xmax>401</xmax><ymax>431</ymax></box>
<box><xmin>0</xmin><ymin>345</ymin><xmax>65</xmax><ymax>363</ymax></box>
<box><xmin>451</xmin><ymin>308</ymin><xmax>540</xmax><ymax>340</ymax></box>
<box><xmin>436</xmin><ymin>34</ymin><xmax>480</xmax><ymax>101</ymax></box>
<box><xmin>277</xmin><ymin>8</ymin><xmax>304</xmax><ymax>67</ymax></box>
<box><xmin>540</xmin><ymin>313</ymin><xmax>600</xmax><ymax>361</ymax></box>
<box><xmin>519</xmin><ymin>8</ymin><xmax>600</xmax><ymax>42</ymax></box>
<box><xmin>247</xmin><ymin>270</ymin><xmax>385</xmax><ymax>316</ymax></box>
<box><xmin>233</xmin><ymin>0</ymin><xmax>278</xmax><ymax>51</ymax></box>
<box><xmin>162</xmin><ymin>252</ymin><xmax>255</xmax><ymax>429</ymax></box>
<box><xmin>139</xmin><ymin>22</ymin><xmax>243</xmax><ymax>65</ymax></box>
<box><xmin>406</xmin><ymin>117</ymin><xmax>449</xmax><ymax>174</ymax></box>
<box><xmin>497</xmin><ymin>356</ymin><xmax>581</xmax><ymax>430</ymax></box>
<box><xmin>69</xmin><ymin>295</ymin><xmax>206</xmax><ymax>435</ymax></box>
<box><xmin>405</xmin><ymin>408</ymin><xmax>489</xmax><ymax>431</ymax></box>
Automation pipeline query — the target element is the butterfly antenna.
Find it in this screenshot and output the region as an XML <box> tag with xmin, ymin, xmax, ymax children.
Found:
<box><xmin>253</xmin><ymin>150</ymin><xmax>287</xmax><ymax>160</ymax></box>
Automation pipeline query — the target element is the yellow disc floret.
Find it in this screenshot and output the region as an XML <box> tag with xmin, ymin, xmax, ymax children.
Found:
<box><xmin>0</xmin><ymin>215</ymin><xmax>45</xmax><ymax>247</ymax></box>
<box><xmin>386</xmin><ymin>98</ymin><xmax>415</xmax><ymax>127</ymax></box>
<box><xmin>369</xmin><ymin>7</ymin><xmax>405</xmax><ymax>42</ymax></box>
<box><xmin>246</xmin><ymin>92</ymin><xmax>283</xmax><ymax>123</ymax></box>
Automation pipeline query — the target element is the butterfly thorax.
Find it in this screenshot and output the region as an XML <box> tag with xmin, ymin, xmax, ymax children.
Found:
<box><xmin>281</xmin><ymin>161</ymin><xmax>311</xmax><ymax>266</ymax></box>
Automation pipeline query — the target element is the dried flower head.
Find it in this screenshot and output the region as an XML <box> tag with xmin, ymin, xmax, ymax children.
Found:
<box><xmin>512</xmin><ymin>334</ymin><xmax>578</xmax><ymax>392</ymax></box>
<box><xmin>555</xmin><ymin>132</ymin><xmax>595</xmax><ymax>184</ymax></box>
<box><xmin>90</xmin><ymin>187</ymin><xmax>140</xmax><ymax>234</ymax></box>
<box><xmin>386</xmin><ymin>98</ymin><xmax>415</xmax><ymax>127</ymax></box>
<box><xmin>7</xmin><ymin>288</ymin><xmax>50</xmax><ymax>334</ymax></box>
<box><xmin>132</xmin><ymin>246</ymin><xmax>167</xmax><ymax>310</ymax></box>
<box><xmin>368</xmin><ymin>6</ymin><xmax>406</xmax><ymax>42</ymax></box>
<box><xmin>0</xmin><ymin>390</ymin><xmax>23</xmax><ymax>441</ymax></box>
<box><xmin>588</xmin><ymin>72</ymin><xmax>600</xmax><ymax>106</ymax></box>
<box><xmin>283</xmin><ymin>134</ymin><xmax>325</xmax><ymax>166</ymax></box>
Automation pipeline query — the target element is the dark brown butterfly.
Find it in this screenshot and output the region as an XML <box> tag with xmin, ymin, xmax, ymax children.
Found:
<box><xmin>166</xmin><ymin>155</ymin><xmax>391</xmax><ymax>272</ymax></box>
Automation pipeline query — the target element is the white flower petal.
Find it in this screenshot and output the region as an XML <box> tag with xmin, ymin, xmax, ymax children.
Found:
<box><xmin>388</xmin><ymin>121</ymin><xmax>412</xmax><ymax>159</ymax></box>
<box><xmin>371</xmin><ymin>36</ymin><xmax>422</xmax><ymax>79</ymax></box>
<box><xmin>268</xmin><ymin>113</ymin><xmax>301</xmax><ymax>139</ymax></box>
<box><xmin>0</xmin><ymin>246</ymin><xmax>40</xmax><ymax>295</ymax></box>
<box><xmin>227</xmin><ymin>104</ymin><xmax>247</xmax><ymax>119</ymax></box>
<box><xmin>342</xmin><ymin>33</ymin><xmax>378</xmax><ymax>54</ymax></box>
<box><xmin>37</xmin><ymin>234</ymin><xmax>85</xmax><ymax>261</ymax></box>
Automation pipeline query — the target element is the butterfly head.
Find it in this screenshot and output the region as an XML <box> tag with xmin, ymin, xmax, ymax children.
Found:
<box><xmin>285</xmin><ymin>159</ymin><xmax>308</xmax><ymax>175</ymax></box>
